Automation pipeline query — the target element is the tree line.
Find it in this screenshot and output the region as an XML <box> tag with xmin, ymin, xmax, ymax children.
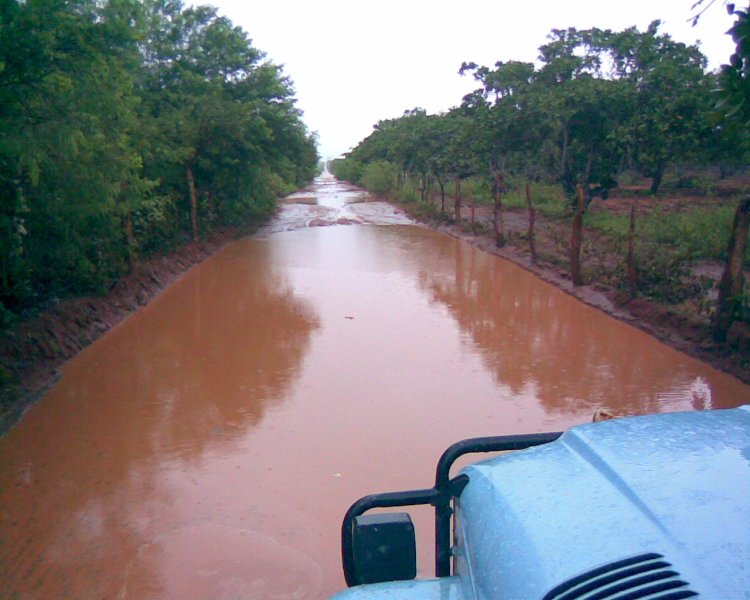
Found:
<box><xmin>0</xmin><ymin>0</ymin><xmax>318</xmax><ymax>327</ymax></box>
<box><xmin>334</xmin><ymin>21</ymin><xmax>746</xmax><ymax>202</ymax></box>
<box><xmin>332</xmin><ymin>14</ymin><xmax>750</xmax><ymax>343</ymax></box>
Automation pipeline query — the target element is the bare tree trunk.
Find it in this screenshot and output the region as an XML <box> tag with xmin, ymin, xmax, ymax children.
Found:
<box><xmin>627</xmin><ymin>197</ymin><xmax>638</xmax><ymax>296</ymax></box>
<box><xmin>186</xmin><ymin>163</ymin><xmax>198</xmax><ymax>242</ymax></box>
<box><xmin>650</xmin><ymin>165</ymin><xmax>664</xmax><ymax>195</ymax></box>
<box><xmin>493</xmin><ymin>171</ymin><xmax>506</xmax><ymax>247</ymax></box>
<box><xmin>439</xmin><ymin>180</ymin><xmax>445</xmax><ymax>214</ymax></box>
<box><xmin>454</xmin><ymin>176</ymin><xmax>461</xmax><ymax>225</ymax></box>
<box><xmin>526</xmin><ymin>182</ymin><xmax>537</xmax><ymax>263</ymax></box>
<box><xmin>467</xmin><ymin>180</ymin><xmax>475</xmax><ymax>233</ymax></box>
<box><xmin>569</xmin><ymin>185</ymin><xmax>585</xmax><ymax>286</ymax></box>
<box><xmin>713</xmin><ymin>197</ymin><xmax>750</xmax><ymax>343</ymax></box>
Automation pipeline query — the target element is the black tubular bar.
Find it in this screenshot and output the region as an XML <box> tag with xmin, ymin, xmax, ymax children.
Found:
<box><xmin>341</xmin><ymin>431</ymin><xmax>563</xmax><ymax>587</ymax></box>
<box><xmin>433</xmin><ymin>431</ymin><xmax>562</xmax><ymax>577</ymax></box>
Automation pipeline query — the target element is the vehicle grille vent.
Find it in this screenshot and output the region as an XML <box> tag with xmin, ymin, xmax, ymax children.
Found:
<box><xmin>542</xmin><ymin>552</ymin><xmax>698</xmax><ymax>600</ymax></box>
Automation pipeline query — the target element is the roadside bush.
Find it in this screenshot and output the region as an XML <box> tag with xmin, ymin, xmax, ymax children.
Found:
<box><xmin>132</xmin><ymin>194</ymin><xmax>183</xmax><ymax>257</ymax></box>
<box><xmin>361</xmin><ymin>161</ymin><xmax>397</xmax><ymax>197</ymax></box>
<box><xmin>411</xmin><ymin>200</ymin><xmax>447</xmax><ymax>222</ymax></box>
<box><xmin>330</xmin><ymin>158</ymin><xmax>363</xmax><ymax>184</ymax></box>
<box><xmin>631</xmin><ymin>247</ymin><xmax>699</xmax><ymax>303</ymax></box>
<box><xmin>398</xmin><ymin>187</ymin><xmax>419</xmax><ymax>203</ymax></box>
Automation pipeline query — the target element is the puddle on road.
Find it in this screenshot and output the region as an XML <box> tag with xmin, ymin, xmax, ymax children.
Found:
<box><xmin>263</xmin><ymin>171</ymin><xmax>413</xmax><ymax>233</ymax></box>
<box><xmin>0</xmin><ymin>173</ymin><xmax>747</xmax><ymax>599</ymax></box>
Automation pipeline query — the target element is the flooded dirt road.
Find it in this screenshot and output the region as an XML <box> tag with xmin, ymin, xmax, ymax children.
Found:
<box><xmin>1</xmin><ymin>173</ymin><xmax>748</xmax><ymax>598</ymax></box>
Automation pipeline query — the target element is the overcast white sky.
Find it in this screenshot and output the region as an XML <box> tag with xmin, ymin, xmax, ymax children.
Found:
<box><xmin>205</xmin><ymin>1</ymin><xmax>736</xmax><ymax>159</ymax></box>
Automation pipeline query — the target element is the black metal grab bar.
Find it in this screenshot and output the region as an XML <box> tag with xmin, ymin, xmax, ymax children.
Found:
<box><xmin>341</xmin><ymin>431</ymin><xmax>563</xmax><ymax>586</ymax></box>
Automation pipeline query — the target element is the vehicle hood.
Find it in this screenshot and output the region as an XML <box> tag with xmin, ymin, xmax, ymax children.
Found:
<box><xmin>457</xmin><ymin>406</ymin><xmax>750</xmax><ymax>600</ymax></box>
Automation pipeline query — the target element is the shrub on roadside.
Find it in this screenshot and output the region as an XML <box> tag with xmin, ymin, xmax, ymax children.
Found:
<box><xmin>398</xmin><ymin>187</ymin><xmax>418</xmax><ymax>203</ymax></box>
<box><xmin>631</xmin><ymin>246</ymin><xmax>701</xmax><ymax>303</ymax></box>
<box><xmin>330</xmin><ymin>158</ymin><xmax>364</xmax><ymax>184</ymax></box>
<box><xmin>361</xmin><ymin>161</ymin><xmax>397</xmax><ymax>197</ymax></box>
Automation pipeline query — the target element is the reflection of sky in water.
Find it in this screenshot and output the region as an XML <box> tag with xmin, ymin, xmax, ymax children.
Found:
<box><xmin>656</xmin><ymin>377</ymin><xmax>713</xmax><ymax>410</ymax></box>
<box><xmin>0</xmin><ymin>219</ymin><xmax>747</xmax><ymax>600</ymax></box>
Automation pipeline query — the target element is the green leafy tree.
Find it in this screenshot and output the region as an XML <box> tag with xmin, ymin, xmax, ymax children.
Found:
<box><xmin>0</xmin><ymin>0</ymin><xmax>317</xmax><ymax>328</ymax></box>
<box><xmin>535</xmin><ymin>28</ymin><xmax>634</xmax><ymax>203</ymax></box>
<box><xmin>715</xmin><ymin>3</ymin><xmax>750</xmax><ymax>126</ymax></box>
<box><xmin>709</xmin><ymin>2</ymin><xmax>750</xmax><ymax>342</ymax></box>
<box><xmin>607</xmin><ymin>22</ymin><xmax>711</xmax><ymax>193</ymax></box>
<box><xmin>0</xmin><ymin>0</ymin><xmax>147</xmax><ymax>308</ymax></box>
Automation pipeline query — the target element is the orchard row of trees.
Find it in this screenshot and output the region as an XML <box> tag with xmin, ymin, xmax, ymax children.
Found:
<box><xmin>0</xmin><ymin>0</ymin><xmax>318</xmax><ymax>325</ymax></box>
<box><xmin>332</xmin><ymin>14</ymin><xmax>750</xmax><ymax>342</ymax></box>
<box><xmin>334</xmin><ymin>20</ymin><xmax>745</xmax><ymax>204</ymax></box>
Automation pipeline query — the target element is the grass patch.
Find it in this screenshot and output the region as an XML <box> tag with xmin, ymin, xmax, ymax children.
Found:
<box><xmin>584</xmin><ymin>203</ymin><xmax>748</xmax><ymax>303</ymax></box>
<box><xmin>504</xmin><ymin>182</ymin><xmax>568</xmax><ymax>218</ymax></box>
<box><xmin>586</xmin><ymin>205</ymin><xmax>743</xmax><ymax>264</ymax></box>
<box><xmin>584</xmin><ymin>211</ymin><xmax>630</xmax><ymax>238</ymax></box>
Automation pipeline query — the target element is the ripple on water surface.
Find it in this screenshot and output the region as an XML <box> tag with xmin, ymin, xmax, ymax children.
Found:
<box><xmin>0</xmin><ymin>175</ymin><xmax>747</xmax><ymax>599</ymax></box>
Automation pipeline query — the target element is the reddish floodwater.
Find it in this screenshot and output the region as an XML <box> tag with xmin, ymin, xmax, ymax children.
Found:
<box><xmin>1</xmin><ymin>174</ymin><xmax>748</xmax><ymax>598</ymax></box>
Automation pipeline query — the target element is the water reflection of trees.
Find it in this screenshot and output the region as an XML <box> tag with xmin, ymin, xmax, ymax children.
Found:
<box><xmin>0</xmin><ymin>238</ymin><xmax>320</xmax><ymax>598</ymax></box>
<box><xmin>411</xmin><ymin>234</ymin><xmax>729</xmax><ymax>417</ymax></box>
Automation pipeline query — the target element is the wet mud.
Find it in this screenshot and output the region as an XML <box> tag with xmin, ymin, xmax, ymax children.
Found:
<box><xmin>397</xmin><ymin>197</ymin><xmax>750</xmax><ymax>384</ymax></box>
<box><xmin>0</xmin><ymin>172</ymin><xmax>748</xmax><ymax>599</ymax></box>
<box><xmin>0</xmin><ymin>230</ymin><xmax>244</xmax><ymax>435</ymax></box>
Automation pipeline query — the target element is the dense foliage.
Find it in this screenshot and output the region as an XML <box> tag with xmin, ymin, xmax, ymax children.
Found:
<box><xmin>0</xmin><ymin>0</ymin><xmax>318</xmax><ymax>326</ymax></box>
<box><xmin>332</xmin><ymin>21</ymin><xmax>747</xmax><ymax>204</ymax></box>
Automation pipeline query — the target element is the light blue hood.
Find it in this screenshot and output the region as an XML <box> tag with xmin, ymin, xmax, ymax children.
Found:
<box><xmin>456</xmin><ymin>406</ymin><xmax>750</xmax><ymax>600</ymax></box>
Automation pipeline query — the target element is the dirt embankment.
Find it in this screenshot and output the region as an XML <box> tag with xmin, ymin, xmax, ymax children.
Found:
<box><xmin>0</xmin><ymin>228</ymin><xmax>243</xmax><ymax>435</ymax></box>
<box><xmin>393</xmin><ymin>196</ymin><xmax>750</xmax><ymax>386</ymax></box>
<box><xmin>2</xmin><ymin>190</ymin><xmax>748</xmax><ymax>435</ymax></box>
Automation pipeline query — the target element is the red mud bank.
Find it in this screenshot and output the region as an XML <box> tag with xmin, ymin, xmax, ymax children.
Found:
<box><xmin>395</xmin><ymin>204</ymin><xmax>750</xmax><ymax>387</ymax></box>
<box><xmin>0</xmin><ymin>228</ymin><xmax>242</xmax><ymax>435</ymax></box>
<box><xmin>2</xmin><ymin>196</ymin><xmax>748</xmax><ymax>436</ymax></box>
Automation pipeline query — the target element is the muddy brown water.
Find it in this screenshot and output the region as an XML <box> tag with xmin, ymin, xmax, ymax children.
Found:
<box><xmin>1</xmin><ymin>173</ymin><xmax>748</xmax><ymax>599</ymax></box>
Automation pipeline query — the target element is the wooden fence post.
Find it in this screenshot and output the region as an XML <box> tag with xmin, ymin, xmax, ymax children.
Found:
<box><xmin>569</xmin><ymin>185</ymin><xmax>585</xmax><ymax>286</ymax></box>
